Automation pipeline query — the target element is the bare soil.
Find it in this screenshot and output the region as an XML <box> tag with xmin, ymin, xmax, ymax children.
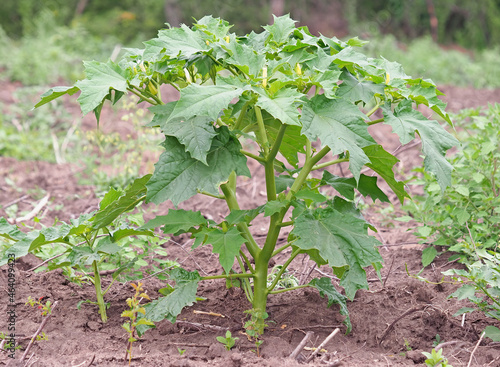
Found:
<box><xmin>1</xmin><ymin>84</ymin><xmax>500</xmax><ymax>366</ymax></box>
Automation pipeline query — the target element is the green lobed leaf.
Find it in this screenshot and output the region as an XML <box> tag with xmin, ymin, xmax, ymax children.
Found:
<box><xmin>225</xmin><ymin>207</ymin><xmax>264</xmax><ymax>225</ymax></box>
<box><xmin>75</xmin><ymin>60</ymin><xmax>129</xmax><ymax>117</ymax></box>
<box><xmin>141</xmin><ymin>209</ymin><xmax>207</xmax><ymax>234</ymax></box>
<box><xmin>337</xmin><ymin>71</ymin><xmax>385</xmax><ymax>105</ymax></box>
<box><xmin>168</xmin><ymin>83</ymin><xmax>248</xmax><ymax>123</ymax></box>
<box><xmin>301</xmin><ymin>95</ymin><xmax>375</xmax><ymax>180</ymax></box>
<box><xmin>204</xmin><ymin>227</ymin><xmax>246</xmax><ymax>274</ymax></box>
<box><xmin>146</xmin><ymin>127</ymin><xmax>250</xmax><ymax>206</ymax></box>
<box><xmin>138</xmin><ymin>268</ymin><xmax>201</xmax><ymax>336</ymax></box>
<box><xmin>292</xmin><ymin>206</ymin><xmax>383</xmax><ymax>300</ymax></box>
<box><xmin>222</xmin><ymin>40</ymin><xmax>266</xmax><ymax>77</ymax></box>
<box><xmin>309</xmin><ymin>277</ymin><xmax>351</xmax><ymax>333</ymax></box>
<box><xmin>321</xmin><ymin>171</ymin><xmax>389</xmax><ymax>202</ymax></box>
<box><xmin>263</xmin><ymin>14</ymin><xmax>297</xmax><ymax>46</ymax></box>
<box><xmin>254</xmin><ymin>87</ymin><xmax>302</xmax><ymax>126</ymax></box>
<box><xmin>382</xmin><ymin>100</ymin><xmax>458</xmax><ymax>190</ymax></box>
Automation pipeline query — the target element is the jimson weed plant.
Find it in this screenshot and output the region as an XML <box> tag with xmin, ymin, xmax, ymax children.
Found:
<box><xmin>12</xmin><ymin>15</ymin><xmax>458</xmax><ymax>334</ymax></box>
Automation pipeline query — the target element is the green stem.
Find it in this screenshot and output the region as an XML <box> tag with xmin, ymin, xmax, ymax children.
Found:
<box><xmin>366</xmin><ymin>118</ymin><xmax>384</xmax><ymax>126</ymax></box>
<box><xmin>92</xmin><ymin>260</ymin><xmax>108</xmax><ymax>323</ymax></box>
<box><xmin>220</xmin><ymin>180</ymin><xmax>260</xmax><ymax>258</ymax></box>
<box><xmin>127</xmin><ymin>86</ymin><xmax>158</xmax><ymax>106</ymax></box>
<box><xmin>312</xmin><ymin>157</ymin><xmax>349</xmax><ymax>171</ymax></box>
<box><xmin>271</xmin><ymin>238</ymin><xmax>297</xmax><ymax>257</ymax></box>
<box><xmin>233</xmin><ymin>100</ymin><xmax>251</xmax><ymax>131</ymax></box>
<box><xmin>241</xmin><ymin>150</ymin><xmax>266</xmax><ymax>163</ymax></box>
<box><xmin>277</xmin><ymin>221</ymin><xmax>294</xmax><ymax>228</ymax></box>
<box><xmin>237</xmin><ymin>255</ymin><xmax>254</xmax><ymax>303</ymax></box>
<box><xmin>198</xmin><ymin>190</ymin><xmax>225</xmax><ymax>199</ymax></box>
<box><xmin>240</xmin><ymin>251</ymin><xmax>254</xmax><ymax>273</ymax></box>
<box><xmin>254</xmin><ymin>106</ymin><xmax>270</xmax><ymax>157</ymax></box>
<box><xmin>201</xmin><ymin>273</ymin><xmax>254</xmax><ymax>280</ymax></box>
<box><xmin>267</xmin><ymin>248</ymin><xmax>301</xmax><ymax>292</ymax></box>
<box><xmin>268</xmin><ymin>284</ymin><xmax>309</xmax><ymax>294</ymax></box>
<box><xmin>366</xmin><ymin>101</ymin><xmax>380</xmax><ymax>117</ymax></box>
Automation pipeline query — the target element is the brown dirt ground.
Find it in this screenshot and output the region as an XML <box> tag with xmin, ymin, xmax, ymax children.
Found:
<box><xmin>1</xmin><ymin>84</ymin><xmax>500</xmax><ymax>367</ymax></box>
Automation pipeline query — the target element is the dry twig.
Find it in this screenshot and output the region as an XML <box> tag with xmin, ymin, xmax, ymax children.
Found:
<box><xmin>305</xmin><ymin>328</ymin><xmax>340</xmax><ymax>363</ymax></box>
<box><xmin>378</xmin><ymin>305</ymin><xmax>424</xmax><ymax>345</ymax></box>
<box><xmin>21</xmin><ymin>301</ymin><xmax>59</xmax><ymax>361</ymax></box>
<box><xmin>467</xmin><ymin>332</ymin><xmax>484</xmax><ymax>367</ymax></box>
<box><xmin>290</xmin><ymin>331</ymin><xmax>313</xmax><ymax>360</ymax></box>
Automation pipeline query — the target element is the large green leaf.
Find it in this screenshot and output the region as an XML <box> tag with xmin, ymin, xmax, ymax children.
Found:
<box><xmin>337</xmin><ymin>71</ymin><xmax>385</xmax><ymax>105</ymax></box>
<box><xmin>309</xmin><ymin>277</ymin><xmax>351</xmax><ymax>333</ymax></box>
<box><xmin>75</xmin><ymin>60</ymin><xmax>129</xmax><ymax>116</ymax></box>
<box><xmin>301</xmin><ymin>95</ymin><xmax>375</xmax><ymax>180</ymax></box>
<box><xmin>146</xmin><ymin>127</ymin><xmax>250</xmax><ymax>206</ymax></box>
<box><xmin>143</xmin><ymin>24</ymin><xmax>209</xmax><ymax>61</ymax></box>
<box><xmin>263</xmin><ymin>14</ymin><xmax>297</xmax><ymax>46</ymax></box>
<box><xmin>255</xmin><ymin>87</ymin><xmax>302</xmax><ymax>126</ymax></box>
<box><xmin>204</xmin><ymin>227</ymin><xmax>246</xmax><ymax>274</ymax></box>
<box><xmin>141</xmin><ymin>209</ymin><xmax>207</xmax><ymax>234</ymax></box>
<box><xmin>382</xmin><ymin>100</ymin><xmax>458</xmax><ymax>190</ymax></box>
<box><xmin>222</xmin><ymin>40</ymin><xmax>266</xmax><ymax>77</ymax></box>
<box><xmin>168</xmin><ymin>83</ymin><xmax>247</xmax><ymax>123</ymax></box>
<box><xmin>292</xmin><ymin>206</ymin><xmax>383</xmax><ymax>300</ymax></box>
<box><xmin>321</xmin><ymin>171</ymin><xmax>389</xmax><ymax>202</ymax></box>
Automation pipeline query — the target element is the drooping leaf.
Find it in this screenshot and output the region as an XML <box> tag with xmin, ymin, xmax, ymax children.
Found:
<box><xmin>75</xmin><ymin>60</ymin><xmax>129</xmax><ymax>116</ymax></box>
<box><xmin>92</xmin><ymin>175</ymin><xmax>151</xmax><ymax>230</ymax></box>
<box><xmin>301</xmin><ymin>95</ymin><xmax>375</xmax><ymax>180</ymax></box>
<box><xmin>321</xmin><ymin>171</ymin><xmax>389</xmax><ymax>202</ymax></box>
<box><xmin>363</xmin><ymin>144</ymin><xmax>409</xmax><ymax>203</ymax></box>
<box><xmin>309</xmin><ymin>277</ymin><xmax>351</xmax><ymax>333</ymax></box>
<box><xmin>146</xmin><ymin>127</ymin><xmax>250</xmax><ymax>206</ymax></box>
<box><xmin>292</xmin><ymin>206</ymin><xmax>383</xmax><ymax>300</ymax></box>
<box><xmin>34</xmin><ymin>86</ymin><xmax>80</xmax><ymax>109</ymax></box>
<box><xmin>382</xmin><ymin>100</ymin><xmax>458</xmax><ymax>190</ymax></box>
<box><xmin>141</xmin><ymin>209</ymin><xmax>207</xmax><ymax>234</ymax></box>
<box><xmin>422</xmin><ymin>246</ymin><xmax>438</xmax><ymax>267</ymax></box>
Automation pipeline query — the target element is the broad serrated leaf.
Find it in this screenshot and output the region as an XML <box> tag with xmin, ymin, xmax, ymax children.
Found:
<box><xmin>382</xmin><ymin>100</ymin><xmax>458</xmax><ymax>190</ymax></box>
<box><xmin>169</xmin><ymin>83</ymin><xmax>247</xmax><ymax>122</ymax></box>
<box><xmin>263</xmin><ymin>14</ymin><xmax>297</xmax><ymax>45</ymax></box>
<box><xmin>255</xmin><ymin>87</ymin><xmax>302</xmax><ymax>126</ymax></box>
<box><xmin>204</xmin><ymin>227</ymin><xmax>246</xmax><ymax>273</ymax></box>
<box><xmin>143</xmin><ymin>24</ymin><xmax>209</xmax><ymax>61</ymax></box>
<box><xmin>146</xmin><ymin>127</ymin><xmax>250</xmax><ymax>206</ymax></box>
<box><xmin>292</xmin><ymin>206</ymin><xmax>383</xmax><ymax>299</ymax></box>
<box><xmin>309</xmin><ymin>277</ymin><xmax>351</xmax><ymax>333</ymax></box>
<box><xmin>337</xmin><ymin>71</ymin><xmax>385</xmax><ymax>105</ymax></box>
<box><xmin>321</xmin><ymin>171</ymin><xmax>389</xmax><ymax>202</ymax></box>
<box><xmin>138</xmin><ymin>269</ymin><xmax>201</xmax><ymax>336</ymax></box>
<box><xmin>302</xmin><ymin>95</ymin><xmax>375</xmax><ymax>180</ymax></box>
<box><xmin>363</xmin><ymin>144</ymin><xmax>409</xmax><ymax>203</ymax></box>
<box><xmin>422</xmin><ymin>246</ymin><xmax>438</xmax><ymax>267</ymax></box>
<box><xmin>223</xmin><ymin>40</ymin><xmax>266</xmax><ymax>77</ymax></box>
<box><xmin>264</xmin><ymin>200</ymin><xmax>289</xmax><ymax>217</ymax></box>
<box><xmin>34</xmin><ymin>86</ymin><xmax>80</xmax><ymax>109</ymax></box>
<box><xmin>0</xmin><ymin>217</ymin><xmax>26</xmax><ymax>241</ymax></box>
<box><xmin>75</xmin><ymin>60</ymin><xmax>129</xmax><ymax>116</ymax></box>
<box><xmin>141</xmin><ymin>209</ymin><xmax>207</xmax><ymax>234</ymax></box>
<box><xmin>92</xmin><ymin>175</ymin><xmax>151</xmax><ymax>229</ymax></box>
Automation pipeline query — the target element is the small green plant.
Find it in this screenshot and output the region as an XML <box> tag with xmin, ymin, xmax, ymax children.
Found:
<box><xmin>28</xmin><ymin>15</ymin><xmax>457</xmax><ymax>335</ymax></box>
<box><xmin>432</xmin><ymin>334</ymin><xmax>441</xmax><ymax>347</ymax></box>
<box><xmin>26</xmin><ymin>296</ymin><xmax>52</xmax><ymax>317</ymax></box>
<box><xmin>404</xmin><ymin>104</ymin><xmax>500</xmax><ymax>267</ymax></box>
<box><xmin>422</xmin><ymin>348</ymin><xmax>453</xmax><ymax>367</ymax></box>
<box><xmin>122</xmin><ymin>282</ymin><xmax>155</xmax><ymax>365</ymax></box>
<box><xmin>0</xmin><ymin>177</ymin><xmax>173</xmax><ymax>323</ymax></box>
<box><xmin>177</xmin><ymin>347</ymin><xmax>186</xmax><ymax>355</ymax></box>
<box><xmin>404</xmin><ymin>338</ymin><xmax>412</xmax><ymax>351</ymax></box>
<box><xmin>216</xmin><ymin>330</ymin><xmax>239</xmax><ymax>351</ymax></box>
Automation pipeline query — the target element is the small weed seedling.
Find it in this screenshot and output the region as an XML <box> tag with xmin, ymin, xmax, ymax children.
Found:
<box><xmin>26</xmin><ymin>296</ymin><xmax>52</xmax><ymax>317</ymax></box>
<box><xmin>216</xmin><ymin>330</ymin><xmax>239</xmax><ymax>351</ymax></box>
<box><xmin>122</xmin><ymin>282</ymin><xmax>155</xmax><ymax>365</ymax></box>
<box><xmin>3</xmin><ymin>15</ymin><xmax>458</xmax><ymax>335</ymax></box>
<box><xmin>422</xmin><ymin>348</ymin><xmax>453</xmax><ymax>367</ymax></box>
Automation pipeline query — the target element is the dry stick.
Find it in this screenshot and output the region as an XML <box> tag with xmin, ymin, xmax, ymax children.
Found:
<box><xmin>467</xmin><ymin>332</ymin><xmax>485</xmax><ymax>367</ymax></box>
<box><xmin>2</xmin><ymin>194</ymin><xmax>29</xmax><ymax>209</ymax></box>
<box><xmin>383</xmin><ymin>256</ymin><xmax>395</xmax><ymax>288</ymax></box>
<box><xmin>434</xmin><ymin>340</ymin><xmax>469</xmax><ymax>351</ymax></box>
<box><xmin>378</xmin><ymin>305</ymin><xmax>424</xmax><ymax>346</ymax></box>
<box><xmin>305</xmin><ymin>328</ymin><xmax>340</xmax><ymax>363</ymax></box>
<box><xmin>290</xmin><ymin>331</ymin><xmax>314</xmax><ymax>360</ymax></box>
<box><xmin>176</xmin><ymin>321</ymin><xmax>228</xmax><ymax>332</ymax></box>
<box><xmin>21</xmin><ymin>301</ymin><xmax>59</xmax><ymax>361</ymax></box>
<box><xmin>15</xmin><ymin>193</ymin><xmax>50</xmax><ymax>223</ymax></box>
